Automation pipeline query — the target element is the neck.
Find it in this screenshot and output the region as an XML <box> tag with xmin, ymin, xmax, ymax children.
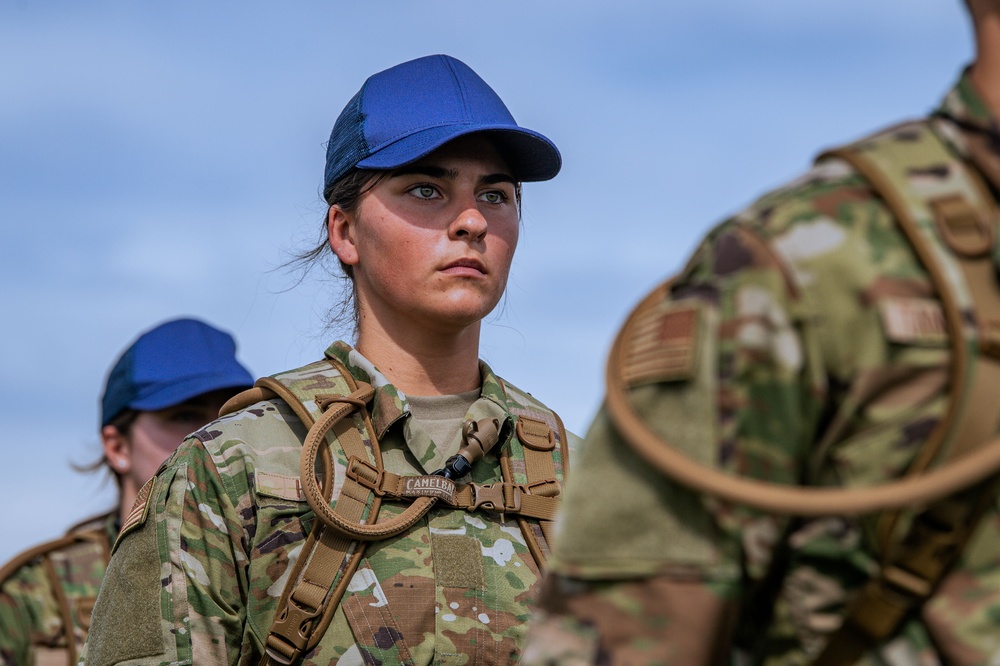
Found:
<box><xmin>970</xmin><ymin>5</ymin><xmax>1000</xmax><ymax>120</ymax></box>
<box><xmin>118</xmin><ymin>477</ymin><xmax>138</xmax><ymax>528</ymax></box>
<box><xmin>355</xmin><ymin>309</ymin><xmax>483</xmax><ymax>396</ymax></box>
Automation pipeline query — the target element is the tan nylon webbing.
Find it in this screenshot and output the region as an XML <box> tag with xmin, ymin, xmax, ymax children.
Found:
<box><xmin>263</xmin><ymin>365</ymin><xmax>385</xmax><ymax>665</ymax></box>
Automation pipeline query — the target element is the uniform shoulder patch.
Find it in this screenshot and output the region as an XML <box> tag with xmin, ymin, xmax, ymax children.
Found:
<box><xmin>621</xmin><ymin>300</ymin><xmax>702</xmax><ymax>386</ymax></box>
<box><xmin>878</xmin><ymin>297</ymin><xmax>947</xmax><ymax>345</ymax></box>
<box><xmin>114</xmin><ymin>476</ymin><xmax>156</xmax><ymax>552</ymax></box>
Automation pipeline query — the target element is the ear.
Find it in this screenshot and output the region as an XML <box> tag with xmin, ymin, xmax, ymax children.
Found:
<box><xmin>328</xmin><ymin>206</ymin><xmax>360</xmax><ymax>266</ymax></box>
<box><xmin>101</xmin><ymin>425</ymin><xmax>132</xmax><ymax>474</ymax></box>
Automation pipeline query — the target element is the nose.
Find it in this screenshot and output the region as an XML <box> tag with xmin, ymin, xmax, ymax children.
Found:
<box><xmin>450</xmin><ymin>204</ymin><xmax>488</xmax><ymax>242</ymax></box>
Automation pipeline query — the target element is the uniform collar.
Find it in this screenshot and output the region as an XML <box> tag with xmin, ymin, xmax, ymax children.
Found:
<box><xmin>324</xmin><ymin>341</ymin><xmax>514</xmax><ymax>473</ymax></box>
<box><xmin>936</xmin><ymin>66</ymin><xmax>1000</xmax><ymax>191</ymax></box>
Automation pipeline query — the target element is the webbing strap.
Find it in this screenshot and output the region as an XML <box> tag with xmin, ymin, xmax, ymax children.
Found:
<box><xmin>812</xmin><ymin>123</ymin><xmax>1000</xmax><ymax>665</ymax></box>
<box><xmin>344</xmin><ymin>456</ymin><xmax>560</xmax><ymax>520</ymax></box>
<box><xmin>261</xmin><ymin>364</ymin><xmax>387</xmax><ymax>666</ymax></box>
<box><xmin>40</xmin><ymin>554</ymin><xmax>76</xmax><ymax>666</ymax></box>
<box><xmin>507</xmin><ymin>413</ymin><xmax>570</xmax><ymax>567</ymax></box>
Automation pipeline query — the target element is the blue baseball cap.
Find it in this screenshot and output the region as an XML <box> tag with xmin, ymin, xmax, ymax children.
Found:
<box><xmin>323</xmin><ymin>54</ymin><xmax>561</xmax><ymax>193</ymax></box>
<box><xmin>100</xmin><ymin>318</ymin><xmax>254</xmax><ymax>427</ymax></box>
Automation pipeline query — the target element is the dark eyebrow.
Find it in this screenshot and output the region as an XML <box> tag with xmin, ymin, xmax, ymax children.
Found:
<box><xmin>389</xmin><ymin>165</ymin><xmax>516</xmax><ymax>186</ymax></box>
<box><xmin>481</xmin><ymin>173</ymin><xmax>517</xmax><ymax>187</ymax></box>
<box><xmin>390</xmin><ymin>165</ymin><xmax>457</xmax><ymax>180</ymax></box>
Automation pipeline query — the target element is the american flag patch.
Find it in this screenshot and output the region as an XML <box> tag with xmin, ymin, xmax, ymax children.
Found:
<box><xmin>878</xmin><ymin>297</ymin><xmax>947</xmax><ymax>345</ymax></box>
<box><xmin>622</xmin><ymin>301</ymin><xmax>701</xmax><ymax>386</ymax></box>
<box><xmin>116</xmin><ymin>476</ymin><xmax>156</xmax><ymax>547</ymax></box>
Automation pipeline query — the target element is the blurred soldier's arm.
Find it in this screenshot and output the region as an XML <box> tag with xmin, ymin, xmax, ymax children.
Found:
<box><xmin>0</xmin><ymin>591</ymin><xmax>30</xmax><ymax>666</ymax></box>
<box><xmin>524</xmin><ymin>205</ymin><xmax>830</xmax><ymax>664</ymax></box>
<box><xmin>82</xmin><ymin>439</ymin><xmax>249</xmax><ymax>665</ymax></box>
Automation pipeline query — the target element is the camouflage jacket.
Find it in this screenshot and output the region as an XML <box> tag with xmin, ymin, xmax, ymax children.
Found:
<box><xmin>82</xmin><ymin>342</ymin><xmax>577</xmax><ymax>666</ymax></box>
<box><xmin>525</xmin><ymin>70</ymin><xmax>1000</xmax><ymax>666</ymax></box>
<box><xmin>0</xmin><ymin>513</ymin><xmax>116</xmax><ymax>666</ymax></box>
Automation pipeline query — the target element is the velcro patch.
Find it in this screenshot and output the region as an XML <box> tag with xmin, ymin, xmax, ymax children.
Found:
<box><xmin>432</xmin><ymin>534</ymin><xmax>486</xmax><ymax>589</ymax></box>
<box><xmin>878</xmin><ymin>297</ymin><xmax>947</xmax><ymax>345</ymax></box>
<box><xmin>622</xmin><ymin>301</ymin><xmax>702</xmax><ymax>386</ymax></box>
<box><xmin>114</xmin><ymin>476</ymin><xmax>155</xmax><ymax>551</ymax></box>
<box><xmin>254</xmin><ymin>470</ymin><xmax>306</xmax><ymax>502</ymax></box>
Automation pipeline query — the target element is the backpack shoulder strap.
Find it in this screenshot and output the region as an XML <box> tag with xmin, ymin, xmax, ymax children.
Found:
<box><xmin>226</xmin><ymin>357</ymin><xmax>389</xmax><ymax>666</ymax></box>
<box><xmin>812</xmin><ymin>119</ymin><xmax>1000</xmax><ymax>664</ymax></box>
<box><xmin>498</xmin><ymin>379</ymin><xmax>571</xmax><ymax>567</ymax></box>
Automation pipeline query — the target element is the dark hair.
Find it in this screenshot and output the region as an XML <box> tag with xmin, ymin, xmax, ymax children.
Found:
<box><xmin>73</xmin><ymin>408</ymin><xmax>140</xmax><ymax>490</ymax></box>
<box><xmin>284</xmin><ymin>169</ymin><xmax>385</xmax><ymax>336</ymax></box>
<box><xmin>288</xmin><ymin>151</ymin><xmax>524</xmax><ymax>335</ymax></box>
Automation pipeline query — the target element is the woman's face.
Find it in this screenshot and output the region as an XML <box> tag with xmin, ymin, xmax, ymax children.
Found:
<box><xmin>103</xmin><ymin>390</ymin><xmax>234</xmax><ymax>491</ymax></box>
<box><xmin>330</xmin><ymin>135</ymin><xmax>519</xmax><ymax>334</ymax></box>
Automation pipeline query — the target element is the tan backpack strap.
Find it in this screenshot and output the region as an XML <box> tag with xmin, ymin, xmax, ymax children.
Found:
<box><xmin>261</xmin><ymin>360</ymin><xmax>389</xmax><ymax>666</ymax></box>
<box><xmin>809</xmin><ymin>124</ymin><xmax>1000</xmax><ymax>665</ymax></box>
<box><xmin>502</xmin><ymin>410</ymin><xmax>570</xmax><ymax>568</ymax></box>
<box><xmin>38</xmin><ymin>554</ymin><xmax>77</xmax><ymax>666</ymax></box>
<box><xmin>219</xmin><ymin>385</ymin><xmax>280</xmax><ymax>418</ymax></box>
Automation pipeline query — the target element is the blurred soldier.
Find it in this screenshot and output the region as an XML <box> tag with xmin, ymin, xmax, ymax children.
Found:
<box><xmin>0</xmin><ymin>318</ymin><xmax>253</xmax><ymax>666</ymax></box>
<box><xmin>524</xmin><ymin>1</ymin><xmax>1000</xmax><ymax>664</ymax></box>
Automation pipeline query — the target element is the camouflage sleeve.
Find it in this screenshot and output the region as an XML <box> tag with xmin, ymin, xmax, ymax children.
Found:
<box><xmin>83</xmin><ymin>439</ymin><xmax>248</xmax><ymax>665</ymax></box>
<box><xmin>525</xmin><ymin>219</ymin><xmax>826</xmax><ymax>664</ymax></box>
<box><xmin>0</xmin><ymin>590</ymin><xmax>29</xmax><ymax>666</ymax></box>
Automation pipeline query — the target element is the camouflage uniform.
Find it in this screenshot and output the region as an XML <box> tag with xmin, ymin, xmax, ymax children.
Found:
<box><xmin>0</xmin><ymin>513</ymin><xmax>116</xmax><ymax>666</ymax></box>
<box><xmin>82</xmin><ymin>341</ymin><xmax>578</xmax><ymax>665</ymax></box>
<box><xmin>524</xmin><ymin>71</ymin><xmax>1000</xmax><ymax>665</ymax></box>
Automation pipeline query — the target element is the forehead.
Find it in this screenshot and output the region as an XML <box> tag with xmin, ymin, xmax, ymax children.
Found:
<box><xmin>405</xmin><ymin>134</ymin><xmax>513</xmax><ymax>175</ymax></box>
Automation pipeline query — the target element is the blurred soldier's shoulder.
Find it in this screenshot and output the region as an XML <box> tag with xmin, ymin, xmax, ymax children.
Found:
<box><xmin>0</xmin><ymin>512</ymin><xmax>115</xmax><ymax>661</ymax></box>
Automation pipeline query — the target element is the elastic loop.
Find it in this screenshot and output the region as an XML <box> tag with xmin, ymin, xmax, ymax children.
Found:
<box><xmin>299</xmin><ymin>387</ymin><xmax>437</xmax><ymax>540</ymax></box>
<box><xmin>605</xmin><ymin>278</ymin><xmax>1000</xmax><ymax>516</ymax></box>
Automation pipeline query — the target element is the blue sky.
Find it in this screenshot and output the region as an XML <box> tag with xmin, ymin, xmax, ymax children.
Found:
<box><xmin>0</xmin><ymin>1</ymin><xmax>972</xmax><ymax>562</ymax></box>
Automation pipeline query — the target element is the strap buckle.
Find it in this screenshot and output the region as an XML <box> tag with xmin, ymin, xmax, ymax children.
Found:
<box><xmin>345</xmin><ymin>457</ymin><xmax>385</xmax><ymax>496</ymax></box>
<box><xmin>516</xmin><ymin>418</ymin><xmax>556</xmax><ymax>451</ymax></box>
<box><xmin>524</xmin><ymin>478</ymin><xmax>561</xmax><ymax>497</ymax></box>
<box><xmin>265</xmin><ymin>589</ymin><xmax>323</xmax><ymax>665</ymax></box>
<box><xmin>471</xmin><ymin>483</ymin><xmax>523</xmax><ymax>513</ymax></box>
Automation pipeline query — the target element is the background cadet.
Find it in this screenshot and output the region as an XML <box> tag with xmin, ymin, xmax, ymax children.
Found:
<box><xmin>524</xmin><ymin>0</ymin><xmax>1000</xmax><ymax>664</ymax></box>
<box><xmin>0</xmin><ymin>318</ymin><xmax>253</xmax><ymax>666</ymax></box>
<box><xmin>82</xmin><ymin>54</ymin><xmax>578</xmax><ymax>665</ymax></box>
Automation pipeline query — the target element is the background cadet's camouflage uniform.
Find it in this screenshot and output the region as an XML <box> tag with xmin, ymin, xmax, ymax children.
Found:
<box><xmin>525</xmin><ymin>71</ymin><xmax>1000</xmax><ymax>665</ymax></box>
<box><xmin>83</xmin><ymin>342</ymin><xmax>578</xmax><ymax>666</ymax></box>
<box><xmin>0</xmin><ymin>513</ymin><xmax>115</xmax><ymax>666</ymax></box>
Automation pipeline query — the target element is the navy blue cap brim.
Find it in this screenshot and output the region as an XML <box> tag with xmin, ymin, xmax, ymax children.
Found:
<box><xmin>356</xmin><ymin>124</ymin><xmax>562</xmax><ymax>182</ymax></box>
<box><xmin>126</xmin><ymin>373</ymin><xmax>254</xmax><ymax>413</ymax></box>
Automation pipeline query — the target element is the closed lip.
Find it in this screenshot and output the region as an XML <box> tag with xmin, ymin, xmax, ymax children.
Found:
<box><xmin>441</xmin><ymin>258</ymin><xmax>487</xmax><ymax>274</ymax></box>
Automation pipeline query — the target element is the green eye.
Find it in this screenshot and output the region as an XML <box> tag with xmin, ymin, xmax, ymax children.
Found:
<box><xmin>481</xmin><ymin>191</ymin><xmax>505</xmax><ymax>204</ymax></box>
<box><xmin>413</xmin><ymin>185</ymin><xmax>437</xmax><ymax>199</ymax></box>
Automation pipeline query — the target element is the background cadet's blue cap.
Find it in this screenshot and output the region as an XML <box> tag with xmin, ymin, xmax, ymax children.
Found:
<box><xmin>323</xmin><ymin>54</ymin><xmax>562</xmax><ymax>193</ymax></box>
<box><xmin>100</xmin><ymin>318</ymin><xmax>254</xmax><ymax>427</ymax></box>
